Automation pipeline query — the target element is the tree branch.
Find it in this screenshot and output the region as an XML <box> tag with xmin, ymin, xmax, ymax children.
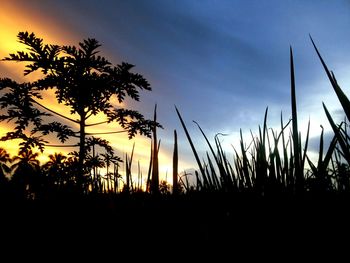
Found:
<box><xmin>85</xmin><ymin>131</ymin><xmax>127</xmax><ymax>135</ymax></box>
<box><xmin>45</xmin><ymin>144</ymin><xmax>78</xmax><ymax>147</ymax></box>
<box><xmin>85</xmin><ymin>120</ymin><xmax>109</xmax><ymax>127</ymax></box>
<box><xmin>32</xmin><ymin>98</ymin><xmax>79</xmax><ymax>124</ymax></box>
<box><xmin>85</xmin><ymin>110</ymin><xmax>93</xmax><ymax>120</ymax></box>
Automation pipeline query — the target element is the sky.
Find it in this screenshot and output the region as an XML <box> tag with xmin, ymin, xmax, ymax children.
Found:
<box><xmin>1</xmin><ymin>0</ymin><xmax>350</xmax><ymax>183</ymax></box>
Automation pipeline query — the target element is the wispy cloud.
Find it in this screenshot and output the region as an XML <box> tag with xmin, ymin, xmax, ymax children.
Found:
<box><xmin>1</xmin><ymin>0</ymin><xmax>350</xmax><ymax>175</ymax></box>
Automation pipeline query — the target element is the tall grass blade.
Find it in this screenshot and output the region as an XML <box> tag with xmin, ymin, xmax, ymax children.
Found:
<box><xmin>301</xmin><ymin>120</ymin><xmax>310</xmax><ymax>171</ymax></box>
<box><xmin>290</xmin><ymin>47</ymin><xmax>303</xmax><ymax>193</ymax></box>
<box><xmin>114</xmin><ymin>164</ymin><xmax>119</xmax><ymax>193</ymax></box>
<box><xmin>262</xmin><ymin>107</ymin><xmax>268</xmax><ymax>146</ymax></box>
<box><xmin>123</xmin><ymin>144</ymin><xmax>135</xmax><ymax>193</ymax></box>
<box><xmin>146</xmin><ymin>143</ymin><xmax>153</xmax><ymax>193</ymax></box>
<box><xmin>137</xmin><ymin>160</ymin><xmax>141</xmax><ymax>191</ymax></box>
<box><xmin>193</xmin><ymin>121</ymin><xmax>220</xmax><ymax>166</ymax></box>
<box><xmin>182</xmin><ymin>171</ymin><xmax>190</xmax><ymax>192</ymax></box>
<box><xmin>318</xmin><ymin>126</ymin><xmax>325</xmax><ymax>170</ymax></box>
<box><xmin>206</xmin><ymin>152</ymin><xmax>221</xmax><ymax>189</ymax></box>
<box><xmin>125</xmin><ymin>154</ymin><xmax>130</xmax><ymax>193</ymax></box>
<box><xmin>151</xmin><ymin>104</ymin><xmax>159</xmax><ymax>194</ymax></box>
<box><xmin>195</xmin><ymin>170</ymin><xmax>202</xmax><ymax>191</ymax></box>
<box><xmin>310</xmin><ymin>36</ymin><xmax>350</xmax><ymax>121</ymax></box>
<box><xmin>323</xmin><ymin>135</ymin><xmax>337</xmax><ymax>168</ymax></box>
<box><xmin>280</xmin><ymin>114</ymin><xmax>291</xmax><ymax>188</ymax></box>
<box><xmin>194</xmin><ymin>121</ymin><xmax>228</xmax><ymax>184</ymax></box>
<box><xmin>323</xmin><ymin>103</ymin><xmax>350</xmax><ymax>164</ymax></box>
<box><xmin>271</xmin><ymin>129</ymin><xmax>282</xmax><ymax>186</ymax></box>
<box><xmin>239</xmin><ymin>129</ymin><xmax>252</xmax><ymax>190</ymax></box>
<box><xmin>306</xmin><ymin>126</ymin><xmax>337</xmax><ymax>193</ymax></box>
<box><xmin>203</xmin><ymin>159</ymin><xmax>214</xmax><ymax>188</ymax></box>
<box><xmin>215</xmin><ymin>134</ymin><xmax>235</xmax><ymax>190</ymax></box>
<box><xmin>175</xmin><ymin>106</ymin><xmax>208</xmax><ymax>187</ymax></box>
<box><xmin>173</xmin><ymin>129</ymin><xmax>178</xmax><ymax>194</ymax></box>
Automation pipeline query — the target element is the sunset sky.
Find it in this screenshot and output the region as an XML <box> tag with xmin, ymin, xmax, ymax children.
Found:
<box><xmin>1</xmin><ymin>0</ymin><xmax>350</xmax><ymax>182</ymax></box>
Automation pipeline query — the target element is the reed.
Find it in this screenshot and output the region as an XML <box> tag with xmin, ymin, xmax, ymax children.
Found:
<box><xmin>173</xmin><ymin>130</ymin><xmax>179</xmax><ymax>194</ymax></box>
<box><xmin>172</xmin><ymin>40</ymin><xmax>350</xmax><ymax>196</ymax></box>
<box><xmin>151</xmin><ymin>105</ymin><xmax>159</xmax><ymax>194</ymax></box>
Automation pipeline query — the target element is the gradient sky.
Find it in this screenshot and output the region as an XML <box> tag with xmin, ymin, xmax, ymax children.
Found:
<box><xmin>1</xmin><ymin>0</ymin><xmax>350</xmax><ymax>181</ymax></box>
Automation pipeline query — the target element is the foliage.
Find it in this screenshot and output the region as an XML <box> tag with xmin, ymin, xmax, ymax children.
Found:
<box><xmin>0</xmin><ymin>31</ymin><xmax>162</xmax><ymax>189</ymax></box>
<box><xmin>0</xmin><ymin>32</ymin><xmax>161</xmax><ymax>150</ymax></box>
<box><xmin>0</xmin><ymin>148</ymin><xmax>11</xmax><ymax>185</ymax></box>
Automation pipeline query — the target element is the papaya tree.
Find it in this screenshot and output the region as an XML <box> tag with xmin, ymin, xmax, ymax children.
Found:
<box><xmin>0</xmin><ymin>32</ymin><xmax>161</xmax><ymax>190</ymax></box>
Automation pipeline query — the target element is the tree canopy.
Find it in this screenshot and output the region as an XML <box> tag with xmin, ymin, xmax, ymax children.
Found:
<box><xmin>0</xmin><ymin>31</ymin><xmax>161</xmax><ymax>188</ymax></box>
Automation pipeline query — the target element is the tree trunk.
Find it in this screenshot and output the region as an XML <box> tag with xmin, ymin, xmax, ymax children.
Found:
<box><xmin>78</xmin><ymin>113</ymin><xmax>86</xmax><ymax>192</ymax></box>
<box><xmin>106</xmin><ymin>160</ymin><xmax>110</xmax><ymax>193</ymax></box>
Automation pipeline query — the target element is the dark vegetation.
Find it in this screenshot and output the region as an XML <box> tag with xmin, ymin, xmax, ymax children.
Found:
<box><xmin>1</xmin><ymin>32</ymin><xmax>350</xmax><ymax>249</ymax></box>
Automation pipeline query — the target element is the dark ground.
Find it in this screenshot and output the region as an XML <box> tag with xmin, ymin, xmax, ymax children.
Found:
<box><xmin>1</xmin><ymin>193</ymin><xmax>349</xmax><ymax>259</ymax></box>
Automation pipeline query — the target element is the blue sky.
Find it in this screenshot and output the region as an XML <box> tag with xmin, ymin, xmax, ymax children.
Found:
<box><xmin>1</xmin><ymin>0</ymin><xmax>350</xmax><ymax>176</ymax></box>
<box><xmin>50</xmin><ymin>0</ymin><xmax>350</xmax><ymax>126</ymax></box>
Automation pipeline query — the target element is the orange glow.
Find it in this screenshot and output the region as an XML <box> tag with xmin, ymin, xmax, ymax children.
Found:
<box><xmin>0</xmin><ymin>0</ymin><xmax>79</xmax><ymax>165</ymax></box>
<box><xmin>0</xmin><ymin>1</ymin><xmax>81</xmax><ymax>81</ymax></box>
<box><xmin>0</xmin><ymin>1</ymin><xmax>188</xmax><ymax>186</ymax></box>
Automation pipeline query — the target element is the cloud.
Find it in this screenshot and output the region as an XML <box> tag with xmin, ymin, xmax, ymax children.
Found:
<box><xmin>307</xmin><ymin>130</ymin><xmax>335</xmax><ymax>154</ymax></box>
<box><xmin>2</xmin><ymin>0</ymin><xmax>350</xmax><ymax>177</ymax></box>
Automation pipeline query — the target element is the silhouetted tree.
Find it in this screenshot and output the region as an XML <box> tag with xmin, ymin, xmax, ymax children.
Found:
<box><xmin>0</xmin><ymin>148</ymin><xmax>11</xmax><ymax>197</ymax></box>
<box><xmin>101</xmin><ymin>152</ymin><xmax>121</xmax><ymax>193</ymax></box>
<box><xmin>0</xmin><ymin>32</ymin><xmax>162</xmax><ymax>190</ymax></box>
<box><xmin>42</xmin><ymin>153</ymin><xmax>67</xmax><ymax>192</ymax></box>
<box><xmin>159</xmin><ymin>180</ymin><xmax>171</xmax><ymax>195</ymax></box>
<box><xmin>11</xmin><ymin>149</ymin><xmax>40</xmax><ymax>199</ymax></box>
<box><xmin>44</xmin><ymin>153</ymin><xmax>67</xmax><ymax>173</ymax></box>
<box><xmin>0</xmin><ymin>148</ymin><xmax>10</xmax><ymax>178</ymax></box>
<box><xmin>62</xmin><ymin>153</ymin><xmax>81</xmax><ymax>193</ymax></box>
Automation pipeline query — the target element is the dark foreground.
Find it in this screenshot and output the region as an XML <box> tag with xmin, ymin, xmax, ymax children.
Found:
<box><xmin>1</xmin><ymin>193</ymin><xmax>349</xmax><ymax>258</ymax></box>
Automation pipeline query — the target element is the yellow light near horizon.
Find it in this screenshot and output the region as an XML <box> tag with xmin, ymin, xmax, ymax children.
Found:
<box><xmin>0</xmin><ymin>25</ymin><xmax>23</xmax><ymax>55</ymax></box>
<box><xmin>0</xmin><ymin>1</ymin><xmax>189</xmax><ymax>185</ymax></box>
